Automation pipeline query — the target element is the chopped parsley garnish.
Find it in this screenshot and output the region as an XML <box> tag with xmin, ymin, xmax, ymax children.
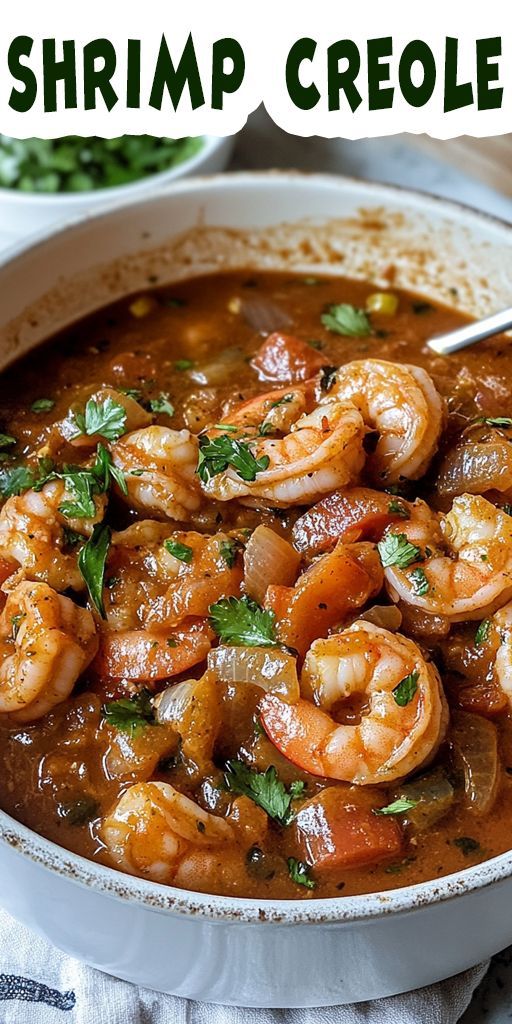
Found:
<box><xmin>209</xmin><ymin>595</ymin><xmax>276</xmax><ymax>647</ymax></box>
<box><xmin>224</xmin><ymin>760</ymin><xmax>305</xmax><ymax>825</ymax></box>
<box><xmin>321</xmin><ymin>303</ymin><xmax>372</xmax><ymax>337</ymax></box>
<box><xmin>31</xmin><ymin>398</ymin><xmax>55</xmax><ymax>413</ymax></box>
<box><xmin>78</xmin><ymin>522</ymin><xmax>111</xmax><ymax>618</ymax></box>
<box><xmin>392</xmin><ymin>669</ymin><xmax>419</xmax><ymax>707</ymax></box>
<box><xmin>11</xmin><ymin>613</ymin><xmax>24</xmax><ymax>639</ymax></box>
<box><xmin>149</xmin><ymin>393</ymin><xmax>175</xmax><ymax>416</ymax></box>
<box><xmin>453</xmin><ymin>836</ymin><xmax>480</xmax><ymax>856</ymax></box>
<box><xmin>59</xmin><ymin>795</ymin><xmax>99</xmax><ymax>825</ymax></box>
<box><xmin>0</xmin><ymin>433</ymin><xmax>16</xmax><ymax>449</ymax></box>
<box><xmin>374</xmin><ymin>798</ymin><xmax>417</xmax><ymax>816</ymax></box>
<box><xmin>475</xmin><ymin>618</ymin><xmax>491</xmax><ymax>646</ymax></box>
<box><xmin>408</xmin><ymin>567</ymin><xmax>429</xmax><ymax>596</ymax></box>
<box><xmin>197</xmin><ymin>434</ymin><xmax>269</xmax><ymax>484</ymax></box>
<box><xmin>102</xmin><ymin>689</ymin><xmax>156</xmax><ymax>736</ymax></box>
<box><xmin>174</xmin><ymin>359</ymin><xmax>194</xmax><ymax>371</ymax></box>
<box><xmin>58</xmin><ymin>470</ymin><xmax>98</xmax><ymax>519</ymax></box>
<box><xmin>475</xmin><ymin>416</ymin><xmax>512</xmax><ymax>428</ymax></box>
<box><xmin>388</xmin><ymin>499</ymin><xmax>409</xmax><ymax>519</ymax></box>
<box><xmin>219</xmin><ymin>538</ymin><xmax>242</xmax><ymax>568</ymax></box>
<box><xmin>270</xmin><ymin>394</ymin><xmax>294</xmax><ymax>409</ymax></box>
<box><xmin>377</xmin><ymin>533</ymin><xmax>422</xmax><ymax>569</ymax></box>
<box><xmin>118</xmin><ymin>387</ymin><xmax>142</xmax><ymax>400</ymax></box>
<box><xmin>0</xmin><ymin>464</ymin><xmax>37</xmax><ymax>498</ymax></box>
<box><xmin>287</xmin><ymin>857</ymin><xmax>316</xmax><ymax>890</ymax></box>
<box><xmin>164</xmin><ymin>539</ymin><xmax>194</xmax><ymax>564</ymax></box>
<box><xmin>72</xmin><ymin>397</ymin><xmax>127</xmax><ymax>442</ymax></box>
<box><xmin>62</xmin><ymin>527</ymin><xmax>83</xmax><ymax>548</ymax></box>
<box><xmin>319</xmin><ymin>365</ymin><xmax>338</xmax><ymax>392</ymax></box>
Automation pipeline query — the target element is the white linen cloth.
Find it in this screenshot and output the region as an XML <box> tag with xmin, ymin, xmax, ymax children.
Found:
<box><xmin>0</xmin><ymin>907</ymin><xmax>487</xmax><ymax>1023</ymax></box>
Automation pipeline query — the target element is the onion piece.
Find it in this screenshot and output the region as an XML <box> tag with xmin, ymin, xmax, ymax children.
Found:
<box><xmin>244</xmin><ymin>525</ymin><xmax>300</xmax><ymax>604</ymax></box>
<box><xmin>437</xmin><ymin>441</ymin><xmax>512</xmax><ymax>497</ymax></box>
<box><xmin>208</xmin><ymin>646</ymin><xmax>300</xmax><ymax>703</ymax></box>
<box><xmin>359</xmin><ymin>604</ymin><xmax>403</xmax><ymax>631</ymax></box>
<box><xmin>451</xmin><ymin>710</ymin><xmax>499</xmax><ymax>816</ymax></box>
<box><xmin>153</xmin><ymin>680</ymin><xmax>196</xmax><ymax>724</ymax></box>
<box><xmin>241</xmin><ymin>299</ymin><xmax>292</xmax><ymax>334</ymax></box>
<box><xmin>392</xmin><ymin>767</ymin><xmax>454</xmax><ymax>833</ymax></box>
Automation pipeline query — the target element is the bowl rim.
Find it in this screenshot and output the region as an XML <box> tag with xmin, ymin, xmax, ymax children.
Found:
<box><xmin>1</xmin><ymin>167</ymin><xmax>512</xmax><ymax>925</ymax></box>
<box><xmin>0</xmin><ymin>134</ymin><xmax>228</xmax><ymax>206</ymax></box>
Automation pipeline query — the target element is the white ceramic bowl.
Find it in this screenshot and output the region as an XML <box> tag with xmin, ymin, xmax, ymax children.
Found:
<box><xmin>0</xmin><ymin>135</ymin><xmax>234</xmax><ymax>242</ymax></box>
<box><xmin>0</xmin><ymin>172</ymin><xmax>512</xmax><ymax>1008</ymax></box>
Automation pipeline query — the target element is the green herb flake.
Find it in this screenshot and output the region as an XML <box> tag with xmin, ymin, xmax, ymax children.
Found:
<box><xmin>388</xmin><ymin>499</ymin><xmax>409</xmax><ymax>519</ymax></box>
<box><xmin>209</xmin><ymin>595</ymin><xmax>276</xmax><ymax>647</ymax></box>
<box><xmin>392</xmin><ymin>669</ymin><xmax>419</xmax><ymax>707</ymax></box>
<box><xmin>0</xmin><ymin>433</ymin><xmax>16</xmax><ymax>449</ymax></box>
<box><xmin>474</xmin><ymin>416</ymin><xmax>512</xmax><ymax>428</ymax></box>
<box><xmin>149</xmin><ymin>393</ymin><xmax>175</xmax><ymax>417</ymax></box>
<box><xmin>72</xmin><ymin>397</ymin><xmax>127</xmax><ymax>441</ymax></box>
<box><xmin>321</xmin><ymin>304</ymin><xmax>372</xmax><ymax>338</ymax></box>
<box><xmin>475</xmin><ymin>618</ymin><xmax>491</xmax><ymax>646</ymax></box>
<box><xmin>0</xmin><ymin>464</ymin><xmax>36</xmax><ymax>498</ymax></box>
<box><xmin>164</xmin><ymin>539</ymin><xmax>194</xmax><ymax>564</ymax></box>
<box><xmin>31</xmin><ymin>398</ymin><xmax>55</xmax><ymax>413</ymax></box>
<box><xmin>174</xmin><ymin>359</ymin><xmax>195</xmax><ymax>372</ymax></box>
<box><xmin>224</xmin><ymin>760</ymin><xmax>303</xmax><ymax>825</ymax></box>
<box><xmin>408</xmin><ymin>567</ymin><xmax>430</xmax><ymax>597</ymax></box>
<box><xmin>219</xmin><ymin>538</ymin><xmax>242</xmax><ymax>568</ymax></box>
<box><xmin>197</xmin><ymin>434</ymin><xmax>270</xmax><ymax>485</ymax></box>
<box><xmin>78</xmin><ymin>522</ymin><xmax>111</xmax><ymax>618</ymax></box>
<box><xmin>59</xmin><ymin>795</ymin><xmax>100</xmax><ymax>826</ymax></box>
<box><xmin>453</xmin><ymin>836</ymin><xmax>481</xmax><ymax>856</ymax></box>
<box><xmin>377</xmin><ymin>533</ymin><xmax>422</xmax><ymax>569</ymax></box>
<box><xmin>287</xmin><ymin>857</ymin><xmax>316</xmax><ymax>890</ymax></box>
<box><xmin>374</xmin><ymin>797</ymin><xmax>418</xmax><ymax>816</ymax></box>
<box><xmin>270</xmin><ymin>394</ymin><xmax>294</xmax><ymax>409</ymax></box>
<box><xmin>102</xmin><ymin>689</ymin><xmax>156</xmax><ymax>737</ymax></box>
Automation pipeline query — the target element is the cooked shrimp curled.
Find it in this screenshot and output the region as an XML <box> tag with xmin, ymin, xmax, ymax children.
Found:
<box><xmin>260</xmin><ymin>621</ymin><xmax>447</xmax><ymax>784</ymax></box>
<box><xmin>0</xmin><ymin>581</ymin><xmax>98</xmax><ymax>722</ymax></box>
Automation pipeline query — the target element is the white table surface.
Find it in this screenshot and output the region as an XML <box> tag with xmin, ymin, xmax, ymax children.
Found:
<box><xmin>1</xmin><ymin>110</ymin><xmax>511</xmax><ymax>1020</ymax></box>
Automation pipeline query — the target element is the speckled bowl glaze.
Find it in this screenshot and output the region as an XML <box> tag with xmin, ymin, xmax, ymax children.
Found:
<box><xmin>0</xmin><ymin>173</ymin><xmax>511</xmax><ymax>1007</ymax></box>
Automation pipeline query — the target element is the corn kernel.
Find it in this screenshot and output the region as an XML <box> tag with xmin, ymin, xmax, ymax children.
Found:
<box><xmin>366</xmin><ymin>292</ymin><xmax>399</xmax><ymax>316</ymax></box>
<box><xmin>129</xmin><ymin>295</ymin><xmax>156</xmax><ymax>318</ymax></box>
<box><xmin>228</xmin><ymin>297</ymin><xmax>241</xmax><ymax>315</ymax></box>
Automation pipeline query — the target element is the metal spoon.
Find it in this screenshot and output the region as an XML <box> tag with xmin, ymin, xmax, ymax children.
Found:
<box><xmin>427</xmin><ymin>306</ymin><xmax>512</xmax><ymax>355</ymax></box>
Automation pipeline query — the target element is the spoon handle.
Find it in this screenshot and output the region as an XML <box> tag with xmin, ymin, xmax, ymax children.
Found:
<box><xmin>427</xmin><ymin>306</ymin><xmax>512</xmax><ymax>355</ymax></box>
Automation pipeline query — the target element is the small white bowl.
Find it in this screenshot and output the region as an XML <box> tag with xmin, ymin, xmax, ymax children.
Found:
<box><xmin>0</xmin><ymin>135</ymin><xmax>234</xmax><ymax>241</ymax></box>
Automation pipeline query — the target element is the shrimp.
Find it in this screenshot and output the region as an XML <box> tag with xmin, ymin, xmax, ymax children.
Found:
<box><xmin>322</xmin><ymin>359</ymin><xmax>444</xmax><ymax>482</ymax></box>
<box><xmin>200</xmin><ymin>401</ymin><xmax>366</xmax><ymax>506</ymax></box>
<box><xmin>0</xmin><ymin>581</ymin><xmax>97</xmax><ymax>722</ymax></box>
<box><xmin>102</xmin><ymin>522</ymin><xmax>242</xmax><ymax>631</ymax></box>
<box><xmin>260</xmin><ymin>621</ymin><xmax>447</xmax><ymax>784</ymax></box>
<box><xmin>493</xmin><ymin>603</ymin><xmax>512</xmax><ymax>709</ymax></box>
<box><xmin>94</xmin><ymin>617</ymin><xmax>214</xmax><ymax>682</ymax></box>
<box><xmin>384</xmin><ymin>495</ymin><xmax>512</xmax><ymax>622</ymax></box>
<box><xmin>102</xmin><ymin>781</ymin><xmax>234</xmax><ymax>884</ymax></box>
<box><xmin>218</xmin><ymin>383</ymin><xmax>313</xmax><ymax>436</ymax></box>
<box><xmin>0</xmin><ymin>480</ymin><xmax>105</xmax><ymax>592</ymax></box>
<box><xmin>111</xmin><ymin>426</ymin><xmax>201</xmax><ymax>520</ymax></box>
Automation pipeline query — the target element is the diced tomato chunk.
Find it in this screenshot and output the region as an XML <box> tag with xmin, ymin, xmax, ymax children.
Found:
<box><xmin>251</xmin><ymin>333</ymin><xmax>327</xmax><ymax>383</ymax></box>
<box><xmin>292</xmin><ymin>488</ymin><xmax>410</xmax><ymax>556</ymax></box>
<box><xmin>265</xmin><ymin>542</ymin><xmax>383</xmax><ymax>656</ymax></box>
<box><xmin>292</xmin><ymin>788</ymin><xmax>403</xmax><ymax>873</ymax></box>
